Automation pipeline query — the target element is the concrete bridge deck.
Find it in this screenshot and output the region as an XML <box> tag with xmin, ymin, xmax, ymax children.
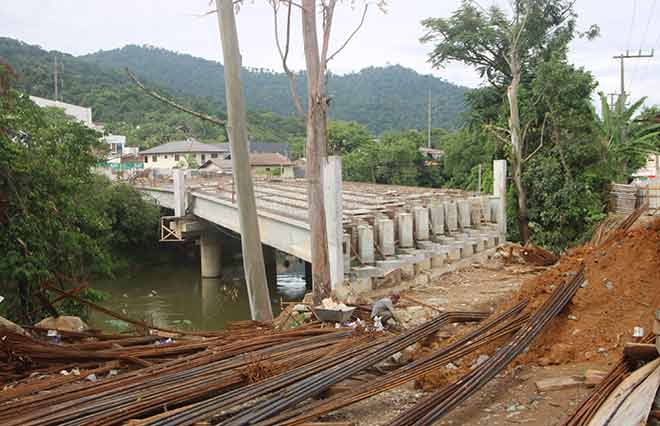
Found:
<box><xmin>136</xmin><ymin>159</ymin><xmax>507</xmax><ymax>291</ymax></box>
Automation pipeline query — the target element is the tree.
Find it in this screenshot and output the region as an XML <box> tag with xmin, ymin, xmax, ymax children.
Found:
<box><xmin>270</xmin><ymin>0</ymin><xmax>382</xmax><ymax>303</ymax></box>
<box><xmin>0</xmin><ymin>84</ymin><xmax>160</xmax><ymax>323</ymax></box>
<box><xmin>596</xmin><ymin>93</ymin><xmax>660</xmax><ymax>181</ymax></box>
<box><xmin>216</xmin><ymin>0</ymin><xmax>273</xmax><ymax>321</ymax></box>
<box><xmin>422</xmin><ymin>0</ymin><xmax>585</xmax><ymax>243</ymax></box>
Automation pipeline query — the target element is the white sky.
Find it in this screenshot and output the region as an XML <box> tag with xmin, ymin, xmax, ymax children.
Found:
<box><xmin>1</xmin><ymin>0</ymin><xmax>659</xmax><ymax>106</ymax></box>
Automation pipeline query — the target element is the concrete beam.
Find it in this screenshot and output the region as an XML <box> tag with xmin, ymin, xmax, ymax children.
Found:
<box><xmin>457</xmin><ymin>199</ymin><xmax>471</xmax><ymax>230</ymax></box>
<box><xmin>323</xmin><ymin>156</ymin><xmax>345</xmax><ymax>288</ymax></box>
<box><xmin>444</xmin><ymin>201</ymin><xmax>458</xmax><ymax>232</ymax></box>
<box><xmin>376</xmin><ymin>217</ymin><xmax>395</xmax><ymax>257</ymax></box>
<box><xmin>357</xmin><ymin>224</ymin><xmax>375</xmax><ymax>265</ymax></box>
<box><xmin>429</xmin><ymin>202</ymin><xmax>445</xmax><ymax>236</ymax></box>
<box><xmin>173</xmin><ymin>169</ymin><xmax>189</xmax><ymax>217</ymax></box>
<box><xmin>413</xmin><ymin>206</ymin><xmax>430</xmax><ymax>241</ymax></box>
<box><xmin>493</xmin><ymin>159</ymin><xmax>507</xmax><ymax>236</ymax></box>
<box><xmin>396</xmin><ymin>212</ymin><xmax>414</xmax><ymax>248</ymax></box>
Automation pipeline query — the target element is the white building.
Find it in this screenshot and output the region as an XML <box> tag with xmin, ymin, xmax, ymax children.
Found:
<box><xmin>29</xmin><ymin>95</ymin><xmax>93</xmax><ymax>127</ymax></box>
<box><xmin>29</xmin><ymin>95</ymin><xmax>128</xmax><ymax>161</ymax></box>
<box><xmin>140</xmin><ymin>139</ymin><xmax>230</xmax><ymax>169</ymax></box>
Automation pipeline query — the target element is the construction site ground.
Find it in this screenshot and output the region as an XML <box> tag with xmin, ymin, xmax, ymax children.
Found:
<box><xmin>327</xmin><ymin>215</ymin><xmax>659</xmax><ymax>426</ymax></box>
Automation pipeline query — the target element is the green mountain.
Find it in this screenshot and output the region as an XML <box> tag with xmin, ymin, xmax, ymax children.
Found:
<box><xmin>0</xmin><ymin>37</ymin><xmax>305</xmax><ymax>148</ymax></box>
<box><xmin>81</xmin><ymin>45</ymin><xmax>469</xmax><ymax>133</ymax></box>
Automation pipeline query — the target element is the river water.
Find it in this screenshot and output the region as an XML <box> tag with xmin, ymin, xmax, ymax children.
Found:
<box><xmin>90</xmin><ymin>255</ymin><xmax>307</xmax><ymax>332</ymax></box>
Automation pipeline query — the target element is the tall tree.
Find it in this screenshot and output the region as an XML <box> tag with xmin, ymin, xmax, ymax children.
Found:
<box><xmin>422</xmin><ymin>0</ymin><xmax>581</xmax><ymax>243</ymax></box>
<box><xmin>269</xmin><ymin>0</ymin><xmax>380</xmax><ymax>303</ymax></box>
<box><xmin>216</xmin><ymin>0</ymin><xmax>273</xmax><ymax>320</ymax></box>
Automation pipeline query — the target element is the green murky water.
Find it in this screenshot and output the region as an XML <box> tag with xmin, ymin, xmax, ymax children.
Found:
<box><xmin>90</xmin><ymin>257</ymin><xmax>307</xmax><ymax>332</ymax></box>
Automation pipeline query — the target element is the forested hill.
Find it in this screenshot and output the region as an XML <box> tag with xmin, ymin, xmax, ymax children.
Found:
<box><xmin>81</xmin><ymin>45</ymin><xmax>469</xmax><ymax>133</ymax></box>
<box><xmin>0</xmin><ymin>37</ymin><xmax>306</xmax><ymax>147</ymax></box>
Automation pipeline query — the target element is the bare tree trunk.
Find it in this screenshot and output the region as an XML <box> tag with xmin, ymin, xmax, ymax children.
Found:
<box><xmin>216</xmin><ymin>0</ymin><xmax>273</xmax><ymax>320</ymax></box>
<box><xmin>301</xmin><ymin>0</ymin><xmax>331</xmax><ymax>304</ymax></box>
<box><xmin>507</xmin><ymin>51</ymin><xmax>531</xmax><ymax>244</ymax></box>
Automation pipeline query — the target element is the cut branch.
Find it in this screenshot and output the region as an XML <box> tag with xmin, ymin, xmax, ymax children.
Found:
<box><xmin>523</xmin><ymin>114</ymin><xmax>547</xmax><ymax>163</ymax></box>
<box><xmin>125</xmin><ymin>68</ymin><xmax>226</xmax><ymax>126</ymax></box>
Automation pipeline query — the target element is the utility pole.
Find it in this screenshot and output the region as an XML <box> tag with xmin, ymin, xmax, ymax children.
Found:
<box><xmin>613</xmin><ymin>49</ymin><xmax>654</xmax><ymax>144</ymax></box>
<box><xmin>427</xmin><ymin>89</ymin><xmax>432</xmax><ymax>148</ymax></box>
<box><xmin>607</xmin><ymin>92</ymin><xmax>619</xmax><ymax>110</ymax></box>
<box><xmin>215</xmin><ymin>0</ymin><xmax>273</xmax><ymax>321</ymax></box>
<box><xmin>53</xmin><ymin>55</ymin><xmax>59</xmax><ymax>101</ymax></box>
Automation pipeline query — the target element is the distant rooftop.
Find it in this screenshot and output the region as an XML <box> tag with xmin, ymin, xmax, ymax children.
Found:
<box><xmin>200</xmin><ymin>153</ymin><xmax>292</xmax><ymax>170</ymax></box>
<box><xmin>29</xmin><ymin>95</ymin><xmax>93</xmax><ymax>127</ymax></box>
<box><xmin>141</xmin><ymin>139</ymin><xmax>230</xmax><ymax>155</ymax></box>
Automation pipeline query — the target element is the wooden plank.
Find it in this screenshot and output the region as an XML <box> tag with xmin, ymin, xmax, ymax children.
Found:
<box><xmin>535</xmin><ymin>376</ymin><xmax>583</xmax><ymax>392</ymax></box>
<box><xmin>623</xmin><ymin>342</ymin><xmax>659</xmax><ymax>361</ymax></box>
<box><xmin>607</xmin><ymin>361</ymin><xmax>660</xmax><ymax>425</ymax></box>
<box><xmin>587</xmin><ymin>357</ymin><xmax>660</xmax><ymax>426</ymax></box>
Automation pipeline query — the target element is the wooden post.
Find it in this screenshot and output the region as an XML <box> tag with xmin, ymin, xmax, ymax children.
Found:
<box><xmin>215</xmin><ymin>0</ymin><xmax>273</xmax><ymax>321</ymax></box>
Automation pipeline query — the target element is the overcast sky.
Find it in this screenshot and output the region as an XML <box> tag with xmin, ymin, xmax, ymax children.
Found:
<box><xmin>2</xmin><ymin>0</ymin><xmax>659</xmax><ymax>106</ymax></box>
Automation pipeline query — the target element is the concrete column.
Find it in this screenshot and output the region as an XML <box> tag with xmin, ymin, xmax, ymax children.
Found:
<box><xmin>200</xmin><ymin>229</ymin><xmax>222</xmax><ymax>278</ymax></box>
<box><xmin>493</xmin><ymin>159</ymin><xmax>507</xmax><ymax>236</ymax></box>
<box><xmin>322</xmin><ymin>156</ymin><xmax>344</xmax><ymax>289</ymax></box>
<box><xmin>444</xmin><ymin>201</ymin><xmax>458</xmax><ymax>232</ymax></box>
<box><xmin>457</xmin><ymin>199</ymin><xmax>471</xmax><ymax>229</ymax></box>
<box><xmin>263</xmin><ymin>245</ymin><xmax>277</xmax><ymax>288</ymax></box>
<box><xmin>470</xmin><ymin>198</ymin><xmax>482</xmax><ymax>226</ymax></box>
<box><xmin>396</xmin><ymin>212</ymin><xmax>414</xmax><ymax>248</ymax></box>
<box><xmin>376</xmin><ymin>218</ymin><xmax>395</xmax><ymax>257</ymax></box>
<box><xmin>173</xmin><ymin>169</ymin><xmax>189</xmax><ymax>217</ymax></box>
<box><xmin>429</xmin><ymin>202</ymin><xmax>445</xmax><ymax>236</ymax></box>
<box><xmin>357</xmin><ymin>224</ymin><xmax>375</xmax><ymax>265</ymax></box>
<box><xmin>343</xmin><ymin>233</ymin><xmax>351</xmax><ymax>274</ymax></box>
<box><xmin>413</xmin><ymin>206</ymin><xmax>430</xmax><ymax>241</ymax></box>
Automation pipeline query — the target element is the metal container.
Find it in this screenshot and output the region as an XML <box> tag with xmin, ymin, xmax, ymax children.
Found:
<box><xmin>314</xmin><ymin>307</ymin><xmax>355</xmax><ymax>322</ymax></box>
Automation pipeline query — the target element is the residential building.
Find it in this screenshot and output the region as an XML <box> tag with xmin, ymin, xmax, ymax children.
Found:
<box><xmin>29</xmin><ymin>95</ymin><xmax>128</xmax><ymax>161</ymax></box>
<box><xmin>199</xmin><ymin>153</ymin><xmax>294</xmax><ymax>178</ymax></box>
<box><xmin>140</xmin><ymin>139</ymin><xmax>230</xmax><ymax>169</ymax></box>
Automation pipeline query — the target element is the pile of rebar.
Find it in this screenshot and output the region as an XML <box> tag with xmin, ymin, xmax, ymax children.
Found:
<box><xmin>388</xmin><ymin>268</ymin><xmax>586</xmax><ymax>426</ymax></box>
<box><xmin>137</xmin><ymin>311</ymin><xmax>486</xmax><ymax>426</ymax></box>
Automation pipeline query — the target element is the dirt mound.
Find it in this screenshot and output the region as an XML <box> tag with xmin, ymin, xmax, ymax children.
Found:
<box><xmin>517</xmin><ymin>217</ymin><xmax>660</xmax><ymax>365</ymax></box>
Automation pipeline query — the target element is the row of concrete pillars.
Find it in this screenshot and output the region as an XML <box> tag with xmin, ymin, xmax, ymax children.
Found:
<box><xmin>352</xmin><ymin>196</ymin><xmax>502</xmax><ymax>266</ymax></box>
<box><xmin>199</xmin><ymin>228</ymin><xmax>278</xmax><ymax>286</ymax></box>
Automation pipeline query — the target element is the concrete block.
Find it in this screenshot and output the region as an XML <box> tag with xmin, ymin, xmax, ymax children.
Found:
<box><xmin>396</xmin><ymin>212</ymin><xmax>414</xmax><ymax>248</ymax></box>
<box><xmin>429</xmin><ymin>203</ymin><xmax>445</xmax><ymax>236</ymax></box>
<box><xmin>417</xmin><ymin>240</ymin><xmax>435</xmax><ymax>250</ymax></box>
<box><xmin>343</xmin><ymin>233</ymin><xmax>351</xmax><ymax>274</ymax></box>
<box><xmin>444</xmin><ymin>201</ymin><xmax>458</xmax><ymax>232</ymax></box>
<box><xmin>376</xmin><ymin>218</ymin><xmax>395</xmax><ymax>257</ymax></box>
<box><xmin>431</xmin><ymin>254</ymin><xmax>445</xmax><ymax>268</ymax></box>
<box><xmin>457</xmin><ymin>199</ymin><xmax>472</xmax><ymax>229</ymax></box>
<box><xmin>481</xmin><ymin>196</ymin><xmax>492</xmax><ymax>222</ymax></box>
<box><xmin>350</xmin><ymin>277</ymin><xmax>373</xmax><ymax>293</ymax></box>
<box><xmin>357</xmin><ymin>224</ymin><xmax>375</xmax><ymax>265</ymax></box>
<box><xmin>470</xmin><ymin>198</ymin><xmax>482</xmax><ymax>225</ymax></box>
<box><xmin>413</xmin><ymin>206</ymin><xmax>430</xmax><ymax>241</ymax></box>
<box><xmin>351</xmin><ymin>266</ymin><xmax>381</xmax><ymax>279</ymax></box>
<box><xmin>448</xmin><ymin>243</ymin><xmax>463</xmax><ymax>261</ymax></box>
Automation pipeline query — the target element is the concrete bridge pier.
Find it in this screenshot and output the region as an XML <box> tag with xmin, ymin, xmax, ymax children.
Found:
<box><xmin>200</xmin><ymin>228</ymin><xmax>222</xmax><ymax>278</ymax></box>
